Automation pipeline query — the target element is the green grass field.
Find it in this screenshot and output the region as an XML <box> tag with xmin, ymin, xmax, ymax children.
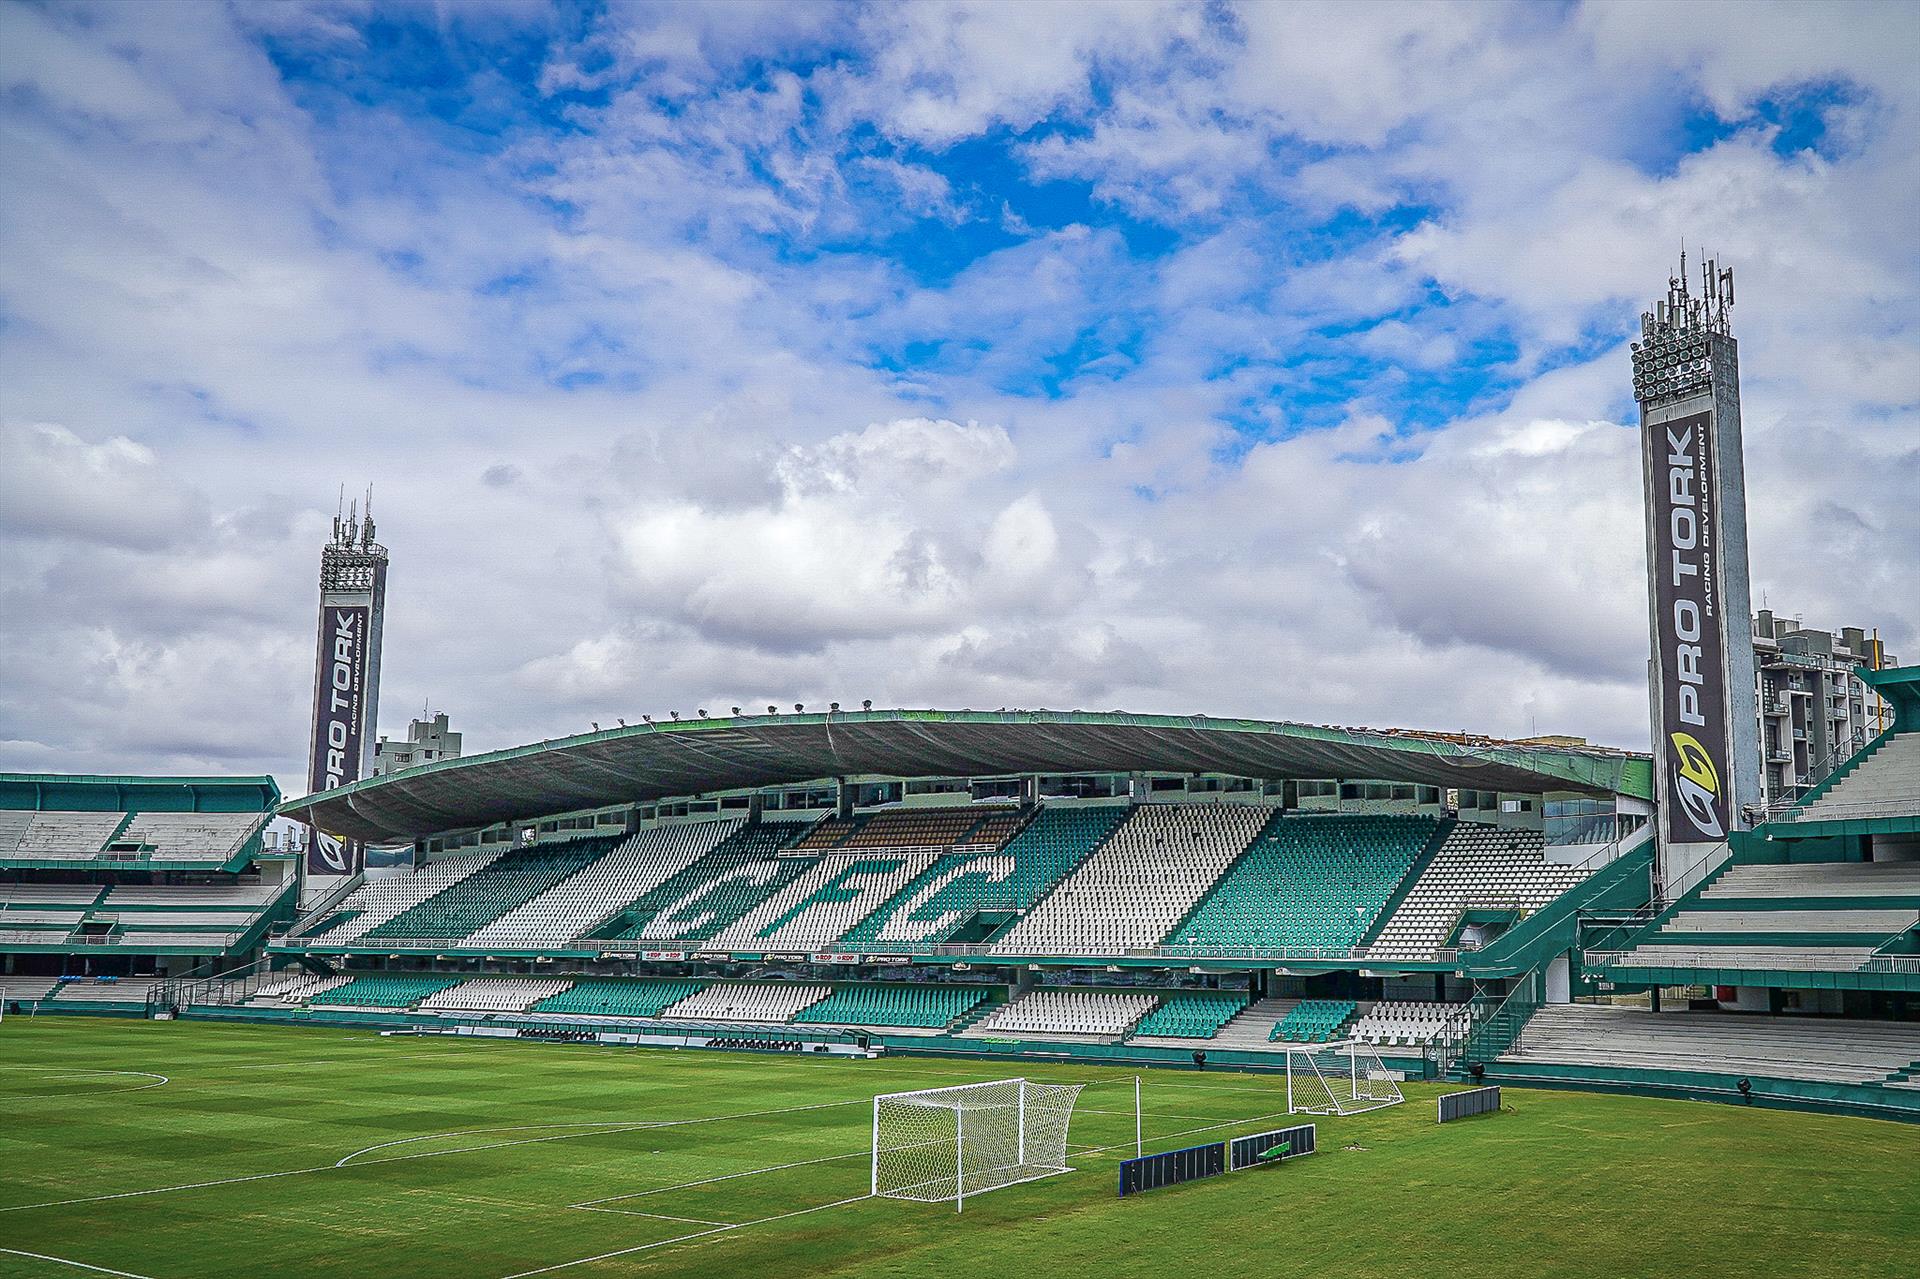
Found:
<box><xmin>2</xmin><ymin>1019</ymin><xmax>1915</xmax><ymax>1278</ymax></box>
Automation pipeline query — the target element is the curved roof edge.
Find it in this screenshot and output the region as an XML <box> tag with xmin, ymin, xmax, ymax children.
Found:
<box><xmin>281</xmin><ymin>708</ymin><xmax>1650</xmax><ymax>844</ymax></box>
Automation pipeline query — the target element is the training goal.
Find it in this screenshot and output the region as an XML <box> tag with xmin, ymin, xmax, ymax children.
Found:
<box><xmin>1285</xmin><ymin>1043</ymin><xmax>1404</xmax><ymax>1116</ymax></box>
<box><xmin>872</xmin><ymin>1078</ymin><xmax>1086</xmax><ymax>1211</ymax></box>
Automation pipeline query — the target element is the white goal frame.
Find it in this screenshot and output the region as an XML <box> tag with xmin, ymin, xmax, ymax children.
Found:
<box><xmin>1285</xmin><ymin>1042</ymin><xmax>1404</xmax><ymax>1116</ymax></box>
<box><xmin>871</xmin><ymin>1078</ymin><xmax>1087</xmax><ymax>1212</ymax></box>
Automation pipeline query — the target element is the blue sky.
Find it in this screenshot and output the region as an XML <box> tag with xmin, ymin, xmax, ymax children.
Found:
<box><xmin>1</xmin><ymin>1</ymin><xmax>1915</xmax><ymax>788</ymax></box>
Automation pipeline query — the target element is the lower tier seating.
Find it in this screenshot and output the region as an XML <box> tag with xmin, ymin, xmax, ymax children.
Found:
<box><xmin>531</xmin><ymin>978</ymin><xmax>706</xmax><ymax>1018</ymax></box>
<box><xmin>1270</xmin><ymin>998</ymin><xmax>1356</xmax><ymax>1042</ymax></box>
<box><xmin>660</xmin><ymin>982</ymin><xmax>831</xmax><ymax>1023</ymax></box>
<box><xmin>310</xmin><ymin>973</ymin><xmax>464</xmax><ymax>1008</ymax></box>
<box><xmin>1504</xmin><ymin>1004</ymin><xmax>1920</xmax><ymax>1087</ymax></box>
<box><xmin>1128</xmin><ymin>990</ymin><xmax>1249</xmax><ymax>1039</ymax></box>
<box><xmin>419</xmin><ymin>977</ymin><xmax>574</xmax><ymax>1013</ymax></box>
<box><xmin>969</xmin><ymin>988</ymin><xmax>1158</xmax><ymax>1039</ymax></box>
<box><xmin>1348</xmin><ymin>1000</ymin><xmax>1467</xmax><ymax>1047</ymax></box>
<box><xmin>791</xmin><ymin>983</ymin><xmax>990</xmax><ymax>1029</ymax></box>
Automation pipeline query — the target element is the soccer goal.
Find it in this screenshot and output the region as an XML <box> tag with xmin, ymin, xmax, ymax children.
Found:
<box><xmin>1285</xmin><ymin>1043</ymin><xmax>1403</xmax><ymax>1116</ymax></box>
<box><xmin>872</xmin><ymin>1078</ymin><xmax>1086</xmax><ymax>1211</ymax></box>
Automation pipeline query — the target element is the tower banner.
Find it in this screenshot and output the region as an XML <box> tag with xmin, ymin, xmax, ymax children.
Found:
<box><xmin>307</xmin><ymin>602</ymin><xmax>372</xmax><ymax>875</ymax></box>
<box><xmin>1645</xmin><ymin>408</ymin><xmax>1731</xmax><ymax>842</ymax></box>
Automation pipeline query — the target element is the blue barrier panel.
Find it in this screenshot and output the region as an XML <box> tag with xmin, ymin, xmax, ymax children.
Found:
<box><xmin>1438</xmin><ymin>1085</ymin><xmax>1502</xmax><ymax>1123</ymax></box>
<box><xmin>1229</xmin><ymin>1123</ymin><xmax>1316</xmax><ymax>1170</ymax></box>
<box><xmin>1117</xmin><ymin>1141</ymin><xmax>1226</xmax><ymax>1196</ymax></box>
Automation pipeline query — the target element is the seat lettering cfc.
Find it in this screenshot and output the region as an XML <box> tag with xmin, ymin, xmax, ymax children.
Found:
<box><xmin>1650</xmin><ymin>411</ymin><xmax>1729</xmax><ymax>841</ymax></box>
<box><xmin>307</xmin><ymin>605</ymin><xmax>370</xmax><ymax>874</ymax></box>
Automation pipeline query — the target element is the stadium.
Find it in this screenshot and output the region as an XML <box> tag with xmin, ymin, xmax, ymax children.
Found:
<box><xmin>5</xmin><ymin>8</ymin><xmax>1920</xmax><ymax>1279</ymax></box>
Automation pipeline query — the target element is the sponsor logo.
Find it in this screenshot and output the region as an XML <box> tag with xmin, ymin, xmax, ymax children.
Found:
<box><xmin>692</xmin><ymin>950</ymin><xmax>732</xmax><ymax>962</ymax></box>
<box><xmin>864</xmin><ymin>954</ymin><xmax>914</xmax><ymax>966</ymax></box>
<box><xmin>810</xmin><ymin>952</ymin><xmax>861</xmax><ymax>965</ymax></box>
<box><xmin>641</xmin><ymin>950</ymin><xmax>685</xmax><ymax>962</ymax></box>
<box><xmin>1669</xmin><ymin>731</ymin><xmax>1726</xmax><ymax>840</ymax></box>
<box><xmin>311</xmin><ymin>830</ymin><xmax>351</xmax><ymax>875</ymax></box>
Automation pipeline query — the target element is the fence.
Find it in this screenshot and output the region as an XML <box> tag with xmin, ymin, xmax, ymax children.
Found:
<box><xmin>1117</xmin><ymin>1142</ymin><xmax>1225</xmax><ymax>1196</ymax></box>
<box><xmin>1438</xmin><ymin>1086</ymin><xmax>1502</xmax><ymax>1123</ymax></box>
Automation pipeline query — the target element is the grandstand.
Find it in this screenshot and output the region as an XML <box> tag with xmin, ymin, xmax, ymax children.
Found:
<box><xmin>0</xmin><ymin>773</ymin><xmax>291</xmax><ymax>997</ymax></box>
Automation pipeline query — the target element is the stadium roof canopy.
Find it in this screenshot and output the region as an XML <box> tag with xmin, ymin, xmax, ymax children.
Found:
<box><xmin>282</xmin><ymin>709</ymin><xmax>1651</xmax><ymax>844</ymax></box>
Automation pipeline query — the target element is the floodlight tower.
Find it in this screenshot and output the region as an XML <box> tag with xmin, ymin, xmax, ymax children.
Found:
<box><xmin>301</xmin><ymin>487</ymin><xmax>389</xmax><ymax>901</ymax></box>
<box><xmin>1630</xmin><ymin>254</ymin><xmax>1760</xmax><ymax>897</ymax></box>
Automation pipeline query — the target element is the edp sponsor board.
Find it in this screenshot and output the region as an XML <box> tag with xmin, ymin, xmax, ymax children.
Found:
<box><xmin>1438</xmin><ymin>1086</ymin><xmax>1502</xmax><ymax>1123</ymax></box>
<box><xmin>307</xmin><ymin>602</ymin><xmax>372</xmax><ymax>875</ymax></box>
<box><xmin>1228</xmin><ymin>1123</ymin><xmax>1316</xmax><ymax>1170</ymax></box>
<box><xmin>1646</xmin><ymin>408</ymin><xmax>1733</xmax><ymax>842</ymax></box>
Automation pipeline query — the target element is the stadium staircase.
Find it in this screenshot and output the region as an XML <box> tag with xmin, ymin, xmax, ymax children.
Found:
<box><xmin>1195</xmin><ymin>997</ymin><xmax>1299</xmax><ymax>1051</ymax></box>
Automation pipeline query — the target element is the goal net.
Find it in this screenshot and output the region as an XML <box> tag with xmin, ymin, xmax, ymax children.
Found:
<box><xmin>872</xmin><ymin>1078</ymin><xmax>1086</xmax><ymax>1210</ymax></box>
<box><xmin>1285</xmin><ymin>1043</ymin><xmax>1403</xmax><ymax>1116</ymax></box>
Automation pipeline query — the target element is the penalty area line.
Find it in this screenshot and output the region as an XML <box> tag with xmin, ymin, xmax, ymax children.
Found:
<box><xmin>0</xmin><ymin>1247</ymin><xmax>158</xmax><ymax>1278</ymax></box>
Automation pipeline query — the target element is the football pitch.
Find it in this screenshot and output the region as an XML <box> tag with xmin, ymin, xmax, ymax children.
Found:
<box><xmin>1</xmin><ymin>1020</ymin><xmax>1914</xmax><ymax>1279</ymax></box>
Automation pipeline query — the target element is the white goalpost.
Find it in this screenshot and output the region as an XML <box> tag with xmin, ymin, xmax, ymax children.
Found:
<box><xmin>1285</xmin><ymin>1042</ymin><xmax>1404</xmax><ymax>1116</ymax></box>
<box><xmin>872</xmin><ymin>1078</ymin><xmax>1087</xmax><ymax>1212</ymax></box>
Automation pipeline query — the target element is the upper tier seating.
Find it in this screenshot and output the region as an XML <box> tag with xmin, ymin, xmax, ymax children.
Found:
<box><xmin>462</xmin><ymin>821</ymin><xmax>743</xmax><ymax>949</ymax></box>
<box><xmin>115</xmin><ymin>811</ymin><xmax>262</xmax><ymax>860</ymax></box>
<box><xmin>1129</xmin><ymin>991</ymin><xmax>1249</xmax><ymax>1039</ymax></box>
<box><xmin>1504</xmin><ymin>1003</ymin><xmax>1920</xmax><ymax>1087</ymax></box>
<box><xmin>362</xmin><ymin>840</ymin><xmax>612</xmax><ymax>942</ymax></box>
<box><xmin>1609</xmin><ymin>857</ymin><xmax>1920</xmax><ymax>975</ymax></box>
<box><xmin>791</xmin><ymin>983</ymin><xmax>991</xmax><ymax>1029</ymax></box>
<box><xmin>0</xmin><ymin>811</ymin><xmax>34</xmax><ymax>853</ymax></box>
<box><xmin>1367</xmin><ymin>823</ymin><xmax>1586</xmax><ymax>959</ymax></box>
<box><xmin>660</xmin><ymin>982</ymin><xmax>831</xmax><ymax>1023</ymax></box>
<box><xmin>419</xmin><ymin>977</ymin><xmax>573</xmax><ymax>1014</ymax></box>
<box><xmin>603</xmin><ymin>822</ymin><xmax>813</xmax><ymax>942</ymax></box>
<box><xmin>841</xmin><ymin>805</ymin><xmax>1128</xmax><ymax>948</ymax></box>
<box><xmin>993</xmin><ymin>805</ymin><xmax>1272</xmax><ymax>954</ymax></box>
<box><xmin>1170</xmin><ymin>814</ymin><xmax>1437</xmax><ymax>952</ymax></box>
<box><xmin>310</xmin><ymin>972</ymin><xmax>464</xmax><ymax>1008</ymax></box>
<box><xmin>531</xmin><ymin>978</ymin><xmax>706</xmax><ymax>1018</ymax></box>
<box><xmin>12</xmin><ymin>812</ymin><xmax>124</xmax><ymax>858</ymax></box>
<box><xmin>1348</xmin><ymin>1001</ymin><xmax>1468</xmax><ymax>1047</ymax></box>
<box><xmin>103</xmin><ymin>882</ymin><xmax>284</xmax><ymax>907</ymax></box>
<box><xmin>0</xmin><ymin>910</ymin><xmax>85</xmax><ymax>944</ymax></box>
<box><xmin>708</xmin><ymin>849</ymin><xmax>942</xmax><ymax>950</ymax></box>
<box><xmin>1270</xmin><ymin>998</ymin><xmax>1356</xmax><ymax>1042</ymax></box>
<box><xmin>1700</xmin><ymin>860</ymin><xmax>1920</xmax><ymax>900</ymax></box>
<box><xmin>1787</xmin><ymin>732</ymin><xmax>1920</xmax><ymax>823</ymax></box>
<box><xmin>969</xmin><ymin>988</ymin><xmax>1158</xmax><ymax>1039</ymax></box>
<box><xmin>303</xmin><ymin>851</ymin><xmax>501</xmax><ymax>942</ymax></box>
<box><xmin>0</xmin><ymin>884</ymin><xmax>105</xmax><ymax>907</ymax></box>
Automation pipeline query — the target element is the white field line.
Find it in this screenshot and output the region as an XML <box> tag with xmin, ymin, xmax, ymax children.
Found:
<box><xmin>581</xmin><ymin>1208</ymin><xmax>737</xmax><ymax>1227</ymax></box>
<box><xmin>0</xmin><ymin>1247</ymin><xmax>158</xmax><ymax>1278</ymax></box>
<box><xmin>0</xmin><ymin>1068</ymin><xmax>169</xmax><ymax>1095</ymax></box>
<box><xmin>498</xmin><ymin>1195</ymin><xmax>873</xmax><ymax>1279</ymax></box>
